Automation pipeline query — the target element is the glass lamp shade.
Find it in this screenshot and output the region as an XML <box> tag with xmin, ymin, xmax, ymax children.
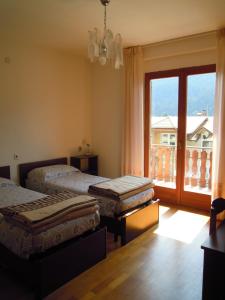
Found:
<box><xmin>88</xmin><ymin>28</ymin><xmax>123</xmax><ymax>69</ymax></box>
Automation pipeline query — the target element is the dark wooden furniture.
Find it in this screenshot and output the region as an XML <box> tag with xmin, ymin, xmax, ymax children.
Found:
<box><xmin>209</xmin><ymin>198</ymin><xmax>225</xmax><ymax>235</ymax></box>
<box><xmin>70</xmin><ymin>155</ymin><xmax>98</xmax><ymax>175</ymax></box>
<box><xmin>1</xmin><ymin>163</ymin><xmax>107</xmax><ymax>299</ymax></box>
<box><xmin>19</xmin><ymin>158</ymin><xmax>159</xmax><ymax>246</ymax></box>
<box><xmin>0</xmin><ymin>227</ymin><xmax>106</xmax><ymax>300</ymax></box>
<box><xmin>0</xmin><ymin>165</ymin><xmax>10</xmax><ymax>179</ymax></box>
<box><xmin>201</xmin><ymin>221</ymin><xmax>225</xmax><ymax>300</ymax></box>
<box><xmin>103</xmin><ymin>198</ymin><xmax>160</xmax><ymax>245</ymax></box>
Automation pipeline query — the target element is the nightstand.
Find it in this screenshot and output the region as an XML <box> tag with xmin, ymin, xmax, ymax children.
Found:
<box><xmin>70</xmin><ymin>155</ymin><xmax>98</xmax><ymax>175</ymax></box>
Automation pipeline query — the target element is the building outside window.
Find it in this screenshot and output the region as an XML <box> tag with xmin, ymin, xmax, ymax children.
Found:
<box><xmin>160</xmin><ymin>133</ymin><xmax>176</xmax><ymax>146</ymax></box>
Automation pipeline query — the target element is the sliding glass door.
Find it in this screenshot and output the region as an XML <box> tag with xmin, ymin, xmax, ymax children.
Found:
<box><xmin>145</xmin><ymin>65</ymin><xmax>216</xmax><ymax>210</ymax></box>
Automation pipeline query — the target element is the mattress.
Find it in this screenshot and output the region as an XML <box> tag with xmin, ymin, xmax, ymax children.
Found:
<box><xmin>26</xmin><ymin>173</ymin><xmax>154</xmax><ymax>217</ymax></box>
<box><xmin>0</xmin><ymin>185</ymin><xmax>45</xmax><ymax>208</ymax></box>
<box><xmin>0</xmin><ymin>185</ymin><xmax>100</xmax><ymax>258</ymax></box>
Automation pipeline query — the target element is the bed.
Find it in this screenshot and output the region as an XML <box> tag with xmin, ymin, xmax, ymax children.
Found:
<box><xmin>19</xmin><ymin>158</ymin><xmax>159</xmax><ymax>245</ymax></box>
<box><xmin>0</xmin><ymin>165</ymin><xmax>106</xmax><ymax>299</ymax></box>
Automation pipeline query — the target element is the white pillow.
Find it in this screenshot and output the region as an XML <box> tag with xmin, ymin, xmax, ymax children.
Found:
<box><xmin>0</xmin><ymin>177</ymin><xmax>16</xmax><ymax>188</ymax></box>
<box><xmin>27</xmin><ymin>164</ymin><xmax>79</xmax><ymax>182</ymax></box>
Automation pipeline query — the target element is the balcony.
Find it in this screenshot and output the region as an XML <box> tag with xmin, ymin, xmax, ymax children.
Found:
<box><xmin>149</xmin><ymin>144</ymin><xmax>212</xmax><ymax>195</ymax></box>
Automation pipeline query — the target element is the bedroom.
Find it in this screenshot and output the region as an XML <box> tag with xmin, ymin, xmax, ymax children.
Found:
<box><xmin>0</xmin><ymin>0</ymin><xmax>225</xmax><ymax>299</ymax></box>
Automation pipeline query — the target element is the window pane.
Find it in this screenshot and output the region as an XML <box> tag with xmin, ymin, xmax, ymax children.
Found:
<box><xmin>184</xmin><ymin>73</ymin><xmax>216</xmax><ymax>194</ymax></box>
<box><xmin>150</xmin><ymin>77</ymin><xmax>179</xmax><ymax>189</ymax></box>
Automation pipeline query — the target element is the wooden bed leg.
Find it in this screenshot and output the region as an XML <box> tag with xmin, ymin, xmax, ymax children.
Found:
<box><xmin>114</xmin><ymin>218</ymin><xmax>121</xmax><ymax>243</ymax></box>
<box><xmin>120</xmin><ymin>219</ymin><xmax>127</xmax><ymax>246</ymax></box>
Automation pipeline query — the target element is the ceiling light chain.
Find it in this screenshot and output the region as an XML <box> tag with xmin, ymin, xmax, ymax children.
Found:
<box><xmin>104</xmin><ymin>5</ymin><xmax>107</xmax><ymax>30</ymax></box>
<box><xmin>88</xmin><ymin>0</ymin><xmax>123</xmax><ymax>69</ymax></box>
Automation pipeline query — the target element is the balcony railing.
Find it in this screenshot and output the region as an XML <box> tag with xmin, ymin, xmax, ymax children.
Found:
<box><xmin>149</xmin><ymin>144</ymin><xmax>212</xmax><ymax>194</ymax></box>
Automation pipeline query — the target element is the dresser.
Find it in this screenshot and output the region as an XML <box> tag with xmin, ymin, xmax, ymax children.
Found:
<box><xmin>201</xmin><ymin>221</ymin><xmax>225</xmax><ymax>300</ymax></box>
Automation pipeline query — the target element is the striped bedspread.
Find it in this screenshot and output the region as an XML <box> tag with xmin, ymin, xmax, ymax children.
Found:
<box><xmin>88</xmin><ymin>175</ymin><xmax>154</xmax><ymax>201</ymax></box>
<box><xmin>0</xmin><ymin>191</ymin><xmax>98</xmax><ymax>234</ymax></box>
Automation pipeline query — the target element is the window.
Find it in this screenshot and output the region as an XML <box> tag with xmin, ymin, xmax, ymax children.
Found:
<box><xmin>160</xmin><ymin>133</ymin><xmax>176</xmax><ymax>146</ymax></box>
<box><xmin>202</xmin><ymin>140</ymin><xmax>213</xmax><ymax>148</ymax></box>
<box><xmin>201</xmin><ymin>132</ymin><xmax>213</xmax><ymax>148</ymax></box>
<box><xmin>145</xmin><ymin>64</ymin><xmax>216</xmax><ymax>210</ymax></box>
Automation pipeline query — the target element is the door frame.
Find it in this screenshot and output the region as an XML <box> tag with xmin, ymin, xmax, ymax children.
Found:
<box><xmin>144</xmin><ymin>64</ymin><xmax>216</xmax><ymax>211</ymax></box>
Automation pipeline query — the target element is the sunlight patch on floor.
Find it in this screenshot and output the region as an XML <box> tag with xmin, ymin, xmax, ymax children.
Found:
<box><xmin>159</xmin><ymin>205</ymin><xmax>170</xmax><ymax>216</ymax></box>
<box><xmin>154</xmin><ymin>210</ymin><xmax>209</xmax><ymax>243</ymax></box>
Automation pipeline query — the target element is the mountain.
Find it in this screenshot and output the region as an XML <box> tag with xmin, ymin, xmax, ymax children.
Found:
<box><xmin>151</xmin><ymin>73</ymin><xmax>216</xmax><ymax>116</ymax></box>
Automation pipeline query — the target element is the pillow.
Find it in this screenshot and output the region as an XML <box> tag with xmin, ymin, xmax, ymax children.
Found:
<box><xmin>27</xmin><ymin>164</ymin><xmax>80</xmax><ymax>182</ymax></box>
<box><xmin>0</xmin><ymin>177</ymin><xmax>16</xmax><ymax>188</ymax></box>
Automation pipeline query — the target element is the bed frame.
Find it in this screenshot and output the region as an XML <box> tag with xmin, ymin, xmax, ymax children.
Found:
<box><xmin>0</xmin><ymin>165</ymin><xmax>10</xmax><ymax>179</ymax></box>
<box><xmin>0</xmin><ymin>165</ymin><xmax>107</xmax><ymax>299</ymax></box>
<box><xmin>19</xmin><ymin>158</ymin><xmax>160</xmax><ymax>246</ymax></box>
<box><xmin>19</xmin><ymin>157</ymin><xmax>68</xmax><ymax>187</ymax></box>
<box><xmin>102</xmin><ymin>198</ymin><xmax>159</xmax><ymax>245</ymax></box>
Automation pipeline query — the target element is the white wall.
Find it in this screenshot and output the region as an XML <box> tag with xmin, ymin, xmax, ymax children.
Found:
<box><xmin>91</xmin><ymin>32</ymin><xmax>217</xmax><ymax>178</ymax></box>
<box><xmin>0</xmin><ymin>43</ymin><xmax>92</xmax><ymax>181</ymax></box>
<box><xmin>91</xmin><ymin>64</ymin><xmax>123</xmax><ymax>178</ymax></box>
<box><xmin>0</xmin><ymin>32</ymin><xmax>218</xmax><ymax>181</ymax></box>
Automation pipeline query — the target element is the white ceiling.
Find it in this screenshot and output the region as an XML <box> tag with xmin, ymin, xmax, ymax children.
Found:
<box><xmin>0</xmin><ymin>0</ymin><xmax>225</xmax><ymax>54</ymax></box>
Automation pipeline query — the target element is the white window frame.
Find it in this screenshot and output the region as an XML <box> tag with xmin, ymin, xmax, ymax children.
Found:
<box><xmin>160</xmin><ymin>133</ymin><xmax>176</xmax><ymax>146</ymax></box>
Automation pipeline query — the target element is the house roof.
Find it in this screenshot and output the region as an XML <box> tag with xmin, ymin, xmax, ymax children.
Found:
<box><xmin>151</xmin><ymin>116</ymin><xmax>213</xmax><ymax>134</ymax></box>
<box><xmin>203</xmin><ymin>117</ymin><xmax>213</xmax><ymax>132</ymax></box>
<box><xmin>151</xmin><ymin>116</ymin><xmax>177</xmax><ymax>129</ymax></box>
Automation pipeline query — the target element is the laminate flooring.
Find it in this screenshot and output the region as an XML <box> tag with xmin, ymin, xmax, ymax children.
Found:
<box><xmin>0</xmin><ymin>205</ymin><xmax>210</xmax><ymax>300</ymax></box>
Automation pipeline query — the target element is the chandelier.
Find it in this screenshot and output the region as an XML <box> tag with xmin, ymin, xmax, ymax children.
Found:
<box><xmin>88</xmin><ymin>0</ymin><xmax>123</xmax><ymax>69</ymax></box>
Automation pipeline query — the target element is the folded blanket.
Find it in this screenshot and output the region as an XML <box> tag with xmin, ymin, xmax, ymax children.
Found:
<box><xmin>0</xmin><ymin>191</ymin><xmax>98</xmax><ymax>233</ymax></box>
<box><xmin>88</xmin><ymin>175</ymin><xmax>154</xmax><ymax>200</ymax></box>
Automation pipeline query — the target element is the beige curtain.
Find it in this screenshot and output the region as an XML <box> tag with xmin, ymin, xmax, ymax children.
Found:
<box><xmin>121</xmin><ymin>46</ymin><xmax>144</xmax><ymax>176</ymax></box>
<box><xmin>212</xmin><ymin>29</ymin><xmax>225</xmax><ymax>201</ymax></box>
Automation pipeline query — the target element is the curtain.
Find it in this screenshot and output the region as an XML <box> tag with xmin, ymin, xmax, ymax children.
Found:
<box><xmin>121</xmin><ymin>46</ymin><xmax>144</xmax><ymax>176</ymax></box>
<box><xmin>212</xmin><ymin>29</ymin><xmax>225</xmax><ymax>202</ymax></box>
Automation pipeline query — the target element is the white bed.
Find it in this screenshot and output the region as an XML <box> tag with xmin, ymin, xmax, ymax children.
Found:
<box><xmin>0</xmin><ymin>177</ymin><xmax>100</xmax><ymax>258</ymax></box>
<box><xmin>25</xmin><ymin>165</ymin><xmax>154</xmax><ymax>217</ymax></box>
<box><xmin>19</xmin><ymin>159</ymin><xmax>158</xmax><ymax>246</ymax></box>
<box><xmin>0</xmin><ymin>166</ymin><xmax>106</xmax><ymax>298</ymax></box>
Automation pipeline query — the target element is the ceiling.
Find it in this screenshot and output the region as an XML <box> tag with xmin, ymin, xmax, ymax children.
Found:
<box><xmin>0</xmin><ymin>0</ymin><xmax>225</xmax><ymax>54</ymax></box>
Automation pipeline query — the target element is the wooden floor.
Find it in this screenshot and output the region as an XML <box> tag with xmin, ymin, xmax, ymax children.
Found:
<box><xmin>0</xmin><ymin>205</ymin><xmax>210</xmax><ymax>300</ymax></box>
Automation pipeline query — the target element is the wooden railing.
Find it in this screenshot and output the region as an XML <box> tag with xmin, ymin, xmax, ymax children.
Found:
<box><xmin>149</xmin><ymin>144</ymin><xmax>212</xmax><ymax>191</ymax></box>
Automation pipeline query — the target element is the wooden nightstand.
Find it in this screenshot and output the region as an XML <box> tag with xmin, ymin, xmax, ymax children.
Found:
<box><xmin>70</xmin><ymin>155</ymin><xmax>98</xmax><ymax>175</ymax></box>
